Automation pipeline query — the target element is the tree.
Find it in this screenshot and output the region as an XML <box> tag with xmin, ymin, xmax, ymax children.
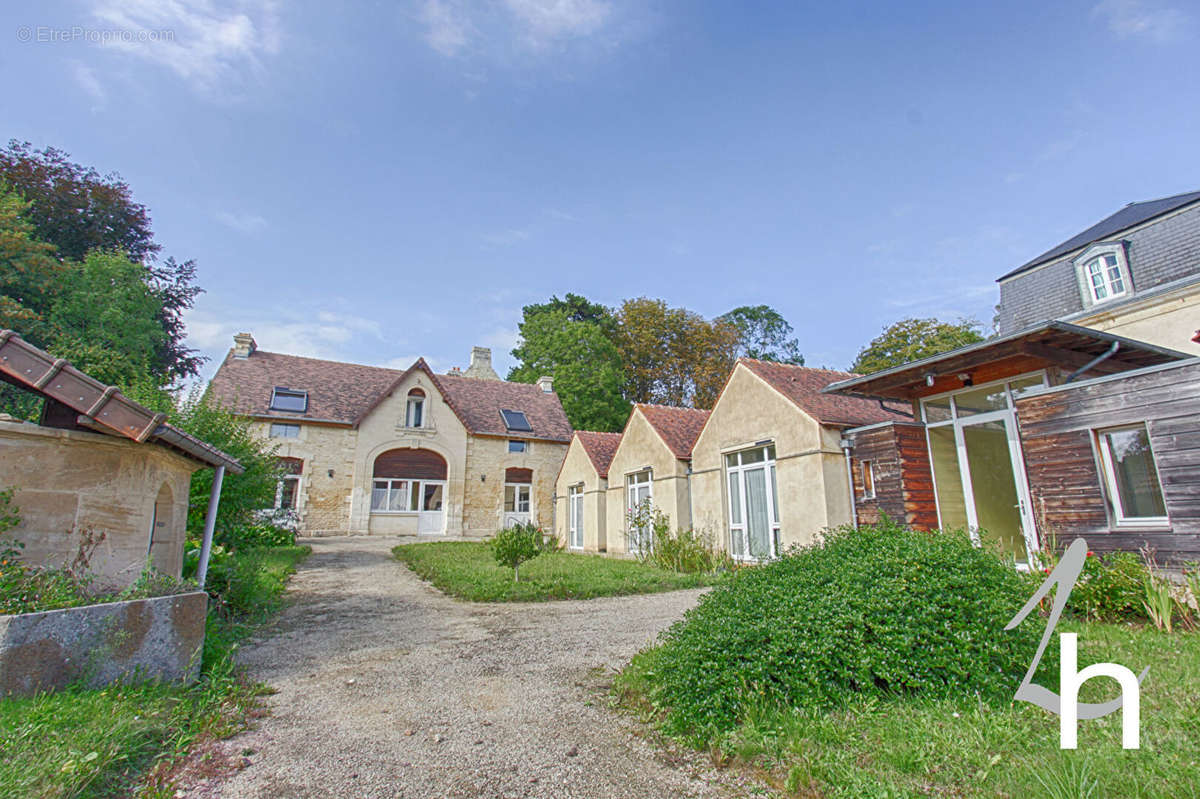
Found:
<box><xmin>851</xmin><ymin>317</ymin><xmax>985</xmax><ymax>375</ymax></box>
<box><xmin>616</xmin><ymin>298</ymin><xmax>739</xmax><ymax>408</ymax></box>
<box><xmin>509</xmin><ymin>308</ymin><xmax>629</xmax><ymax>432</ymax></box>
<box><xmin>0</xmin><ymin>141</ymin><xmax>204</xmax><ymax>381</ymax></box>
<box><xmin>717</xmin><ymin>305</ymin><xmax>805</xmax><ymax>365</ymax></box>
<box><xmin>0</xmin><ymin>188</ymin><xmax>63</xmax><ymax>345</ymax></box>
<box><xmin>490</xmin><ymin>521</ymin><xmax>546</xmax><ymax>582</ymax></box>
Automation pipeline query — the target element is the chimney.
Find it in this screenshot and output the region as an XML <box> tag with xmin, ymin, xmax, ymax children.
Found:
<box><xmin>462</xmin><ymin>346</ymin><xmax>500</xmax><ymax>380</ymax></box>
<box><xmin>232</xmin><ymin>332</ymin><xmax>257</xmax><ymax>359</ymax></box>
<box><xmin>537</xmin><ymin>375</ymin><xmax>554</xmax><ymax>393</ymax></box>
<box><xmin>447</xmin><ymin>366</ymin><xmax>462</xmax><ymax>377</ymax></box>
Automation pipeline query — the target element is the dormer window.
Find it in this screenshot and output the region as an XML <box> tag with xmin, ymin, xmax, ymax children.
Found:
<box><xmin>270</xmin><ymin>387</ymin><xmax>308</xmax><ymax>413</ymax></box>
<box><xmin>406</xmin><ymin>389</ymin><xmax>425</xmax><ymax>428</ymax></box>
<box><xmin>1074</xmin><ymin>243</ymin><xmax>1130</xmax><ymax>307</ymax></box>
<box><xmin>500</xmin><ymin>409</ymin><xmax>531</xmax><ymax>432</ymax></box>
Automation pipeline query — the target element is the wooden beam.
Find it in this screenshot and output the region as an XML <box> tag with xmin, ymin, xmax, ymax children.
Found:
<box><xmin>1018</xmin><ymin>342</ymin><xmax>1128</xmax><ymax>375</ymax></box>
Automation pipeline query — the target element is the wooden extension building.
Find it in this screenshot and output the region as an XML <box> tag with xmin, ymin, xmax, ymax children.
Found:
<box><xmin>827</xmin><ymin>322</ymin><xmax>1200</xmax><ymax>564</ymax></box>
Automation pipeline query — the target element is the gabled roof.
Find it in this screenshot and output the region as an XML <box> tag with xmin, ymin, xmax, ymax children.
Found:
<box><xmin>0</xmin><ymin>330</ymin><xmax>243</xmax><ymax>472</ymax></box>
<box><xmin>574</xmin><ymin>431</ymin><xmax>622</xmax><ymax>478</ymax></box>
<box><xmin>207</xmin><ymin>348</ymin><xmax>573</xmax><ymax>442</ymax></box>
<box><xmin>1000</xmin><ymin>190</ymin><xmax>1200</xmax><ymax>280</ymax></box>
<box><xmin>738</xmin><ymin>359</ymin><xmax>910</xmax><ymax>427</ymax></box>
<box><xmin>635</xmin><ymin>404</ymin><xmax>711</xmax><ymax>459</ymax></box>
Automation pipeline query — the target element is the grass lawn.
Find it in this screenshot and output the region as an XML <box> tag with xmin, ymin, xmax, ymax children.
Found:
<box><xmin>617</xmin><ymin>620</ymin><xmax>1200</xmax><ymax>799</ymax></box>
<box><xmin>393</xmin><ymin>541</ymin><xmax>724</xmax><ymax>602</ymax></box>
<box><xmin>0</xmin><ymin>544</ymin><xmax>310</xmax><ymax>799</ymax></box>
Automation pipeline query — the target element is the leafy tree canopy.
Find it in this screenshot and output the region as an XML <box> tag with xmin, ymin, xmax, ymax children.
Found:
<box><xmin>717</xmin><ymin>304</ymin><xmax>804</xmax><ymax>365</ymax></box>
<box><xmin>850</xmin><ymin>317</ymin><xmax>985</xmax><ymax>375</ymax></box>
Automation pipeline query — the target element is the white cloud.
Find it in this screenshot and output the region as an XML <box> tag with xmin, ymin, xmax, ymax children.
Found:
<box><xmin>87</xmin><ymin>0</ymin><xmax>283</xmax><ymax>92</ymax></box>
<box><xmin>71</xmin><ymin>62</ymin><xmax>106</xmax><ymax>105</ymax></box>
<box><xmin>214</xmin><ymin>209</ymin><xmax>268</xmax><ymax>233</ymax></box>
<box><xmin>414</xmin><ymin>0</ymin><xmax>625</xmax><ymax>61</ymax></box>
<box><xmin>1092</xmin><ymin>0</ymin><xmax>1189</xmax><ymax>41</ymax></box>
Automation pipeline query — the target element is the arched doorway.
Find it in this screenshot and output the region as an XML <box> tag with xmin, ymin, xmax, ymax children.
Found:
<box><xmin>148</xmin><ymin>482</ymin><xmax>173</xmax><ymax>569</ymax></box>
<box><xmin>372</xmin><ymin>448</ymin><xmax>447</xmax><ymax>534</ymax></box>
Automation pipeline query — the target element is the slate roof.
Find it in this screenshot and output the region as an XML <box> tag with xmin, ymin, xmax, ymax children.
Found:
<box><xmin>738</xmin><ymin>359</ymin><xmax>910</xmax><ymax>427</ymax></box>
<box><xmin>1000</xmin><ymin>190</ymin><xmax>1200</xmax><ymax>280</ymax></box>
<box><xmin>635</xmin><ymin>404</ymin><xmax>711</xmax><ymax>459</ymax></box>
<box><xmin>207</xmin><ymin>348</ymin><xmax>572</xmax><ymax>442</ymax></box>
<box><xmin>574</xmin><ymin>431</ymin><xmax>622</xmax><ymax>478</ymax></box>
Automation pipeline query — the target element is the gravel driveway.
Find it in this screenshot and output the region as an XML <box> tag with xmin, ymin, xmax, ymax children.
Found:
<box><xmin>184</xmin><ymin>536</ymin><xmax>750</xmax><ymax>799</ymax></box>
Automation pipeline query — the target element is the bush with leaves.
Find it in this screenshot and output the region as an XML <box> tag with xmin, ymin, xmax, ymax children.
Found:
<box><xmin>627</xmin><ymin>503</ymin><xmax>728</xmax><ymax>573</ymax></box>
<box><xmin>490</xmin><ymin>522</ymin><xmax>548</xmax><ymax>582</ymax></box>
<box><xmin>627</xmin><ymin>519</ymin><xmax>1043</xmax><ymax>741</ymax></box>
<box><xmin>1065</xmin><ymin>550</ymin><xmax>1146</xmax><ymax>622</ymax></box>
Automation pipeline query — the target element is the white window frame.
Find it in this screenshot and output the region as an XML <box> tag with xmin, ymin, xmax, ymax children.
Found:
<box><xmin>1095</xmin><ymin>424</ymin><xmax>1169</xmax><ymax>528</ymax></box>
<box><xmin>568</xmin><ymin>484</ymin><xmax>584</xmax><ymax>550</ymax></box>
<box><xmin>275</xmin><ymin>474</ymin><xmax>302</xmax><ymax>510</ymax></box>
<box><xmin>724</xmin><ymin>444</ymin><xmax>780</xmax><ymax>562</ymax></box>
<box><xmin>860</xmin><ymin>460</ymin><xmax>875</xmax><ymax>500</ymax></box>
<box><xmin>508</xmin><ymin>440</ymin><xmax>527</xmax><ymax>453</ymax></box>
<box><xmin>1073</xmin><ymin>242</ymin><xmax>1130</xmax><ymax>308</ymax></box>
<box><xmin>626</xmin><ymin>470</ymin><xmax>654</xmax><ymax>554</ymax></box>
<box><xmin>370</xmin><ymin>478</ymin><xmax>446</xmax><ymax>514</ymax></box>
<box><xmin>269</xmin><ymin>422</ymin><xmax>300</xmax><ymax>439</ymax></box>
<box><xmin>405</xmin><ymin>394</ymin><xmax>425</xmax><ymax>428</ymax></box>
<box><xmin>504</xmin><ymin>482</ymin><xmax>531</xmax><ymax>514</ymax></box>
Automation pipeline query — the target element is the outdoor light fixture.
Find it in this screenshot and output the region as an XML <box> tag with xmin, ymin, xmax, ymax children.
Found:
<box><xmin>480</xmin><ymin>474</ymin><xmax>486</xmax><ymax>482</ymax></box>
<box><xmin>958</xmin><ymin>373</ymin><xmax>974</xmax><ymax>387</ymax></box>
<box><xmin>328</xmin><ymin>469</ymin><xmax>335</xmax><ymax>478</ymax></box>
<box><xmin>925</xmin><ymin>373</ymin><xmax>935</xmax><ymax>387</ymax></box>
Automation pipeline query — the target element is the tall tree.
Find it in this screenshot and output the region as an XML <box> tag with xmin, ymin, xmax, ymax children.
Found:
<box><xmin>0</xmin><ymin>188</ymin><xmax>63</xmax><ymax>345</ymax></box>
<box><xmin>851</xmin><ymin>317</ymin><xmax>985</xmax><ymax>375</ymax></box>
<box><xmin>616</xmin><ymin>298</ymin><xmax>739</xmax><ymax>408</ymax></box>
<box><xmin>717</xmin><ymin>304</ymin><xmax>805</xmax><ymax>364</ymax></box>
<box><xmin>0</xmin><ymin>141</ymin><xmax>203</xmax><ymax>381</ymax></box>
<box><xmin>508</xmin><ymin>298</ymin><xmax>629</xmax><ymax>432</ymax></box>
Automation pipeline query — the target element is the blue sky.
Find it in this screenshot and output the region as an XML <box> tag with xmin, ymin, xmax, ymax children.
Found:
<box><xmin>3</xmin><ymin>1</ymin><xmax>1198</xmax><ymax>380</ymax></box>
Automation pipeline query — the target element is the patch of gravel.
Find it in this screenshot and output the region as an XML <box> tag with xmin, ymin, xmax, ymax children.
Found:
<box><xmin>183</xmin><ymin>536</ymin><xmax>759</xmax><ymax>799</ymax></box>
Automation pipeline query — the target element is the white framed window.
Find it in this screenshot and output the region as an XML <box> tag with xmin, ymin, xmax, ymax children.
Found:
<box><xmin>371</xmin><ymin>478</ymin><xmax>445</xmax><ymax>512</ymax></box>
<box><xmin>1074</xmin><ymin>243</ymin><xmax>1130</xmax><ymax>307</ymax></box>
<box><xmin>725</xmin><ymin>445</ymin><xmax>779</xmax><ymax>561</ymax></box>
<box><xmin>269</xmin><ymin>422</ymin><xmax>300</xmax><ymax>439</ymax></box>
<box><xmin>568</xmin><ymin>485</ymin><xmax>584</xmax><ymax>549</ymax></box>
<box><xmin>405</xmin><ymin>389</ymin><xmax>425</xmax><ymax>427</ymax></box>
<box><xmin>275</xmin><ymin>458</ymin><xmax>304</xmax><ymax>510</ymax></box>
<box><xmin>508</xmin><ymin>440</ymin><xmax>527</xmax><ymax>453</ymax></box>
<box><xmin>626</xmin><ymin>470</ymin><xmax>653</xmax><ymax>554</ymax></box>
<box><xmin>861</xmin><ymin>460</ymin><xmax>875</xmax><ymax>499</ymax></box>
<box><xmin>270</xmin><ymin>387</ymin><xmax>308</xmax><ymax>413</ymax></box>
<box><xmin>504</xmin><ymin>483</ymin><xmax>531</xmax><ymax>513</ymax></box>
<box><xmin>1096</xmin><ymin>424</ymin><xmax>1168</xmax><ymax>527</ymax></box>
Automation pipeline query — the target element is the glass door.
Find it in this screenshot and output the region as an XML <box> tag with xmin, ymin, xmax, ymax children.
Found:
<box><xmin>568</xmin><ymin>485</ymin><xmax>584</xmax><ymax>549</ymax></box>
<box><xmin>725</xmin><ymin>445</ymin><xmax>780</xmax><ymax>561</ymax></box>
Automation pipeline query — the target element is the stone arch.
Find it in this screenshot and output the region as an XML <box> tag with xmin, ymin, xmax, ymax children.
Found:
<box><xmin>374</xmin><ymin>448</ymin><xmax>447</xmax><ymax>479</ymax></box>
<box><xmin>148</xmin><ymin>482</ymin><xmax>173</xmax><ymax>569</ymax></box>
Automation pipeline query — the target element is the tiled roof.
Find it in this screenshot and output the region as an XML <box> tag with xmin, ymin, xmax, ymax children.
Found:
<box><xmin>738</xmin><ymin>359</ymin><xmax>910</xmax><ymax>427</ymax></box>
<box><xmin>207</xmin><ymin>349</ymin><xmax>572</xmax><ymax>442</ymax></box>
<box><xmin>636</xmin><ymin>404</ymin><xmax>711</xmax><ymax>459</ymax></box>
<box><xmin>575</xmin><ymin>431</ymin><xmax>622</xmax><ymax>478</ymax></box>
<box><xmin>1000</xmin><ymin>190</ymin><xmax>1200</xmax><ymax>279</ymax></box>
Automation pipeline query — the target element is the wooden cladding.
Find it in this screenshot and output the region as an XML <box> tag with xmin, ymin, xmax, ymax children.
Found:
<box><xmin>849</xmin><ymin>422</ymin><xmax>937</xmax><ymax>531</ymax></box>
<box><xmin>1015</xmin><ymin>361</ymin><xmax>1200</xmax><ymax>564</ymax></box>
<box><xmin>504</xmin><ymin>467</ymin><xmax>533</xmax><ymax>483</ymax></box>
<box><xmin>373</xmin><ymin>448</ymin><xmax>447</xmax><ymax>480</ymax></box>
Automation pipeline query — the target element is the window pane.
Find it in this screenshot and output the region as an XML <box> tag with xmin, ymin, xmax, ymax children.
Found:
<box><xmin>769</xmin><ymin>464</ymin><xmax>779</xmax><ymax>524</ymax></box>
<box><xmin>741</xmin><ymin>448</ymin><xmax>764</xmax><ymax>464</ymax></box>
<box><xmin>508</xmin><ymin>440</ymin><xmax>526</xmax><ymax>453</ymax></box>
<box><xmin>280</xmin><ymin>477</ymin><xmax>299</xmax><ymax>509</ymax></box>
<box><xmin>1008</xmin><ymin>375</ymin><xmax>1045</xmax><ymax>396</ymax></box>
<box><xmin>371</xmin><ymin>481</ymin><xmax>388</xmax><ymax>511</ymax></box>
<box><xmin>518</xmin><ymin>486</ymin><xmax>530</xmax><ymax>512</ymax></box>
<box><xmin>423</xmin><ymin>483</ymin><xmax>443</xmax><ymax>511</ymax></box>
<box><xmin>407</xmin><ymin>399</ymin><xmax>423</xmax><ymax>427</ymax></box>
<box><xmin>728</xmin><ymin>471</ymin><xmax>741</xmax><ymax>525</ymax></box>
<box><xmin>923</xmin><ymin>397</ymin><xmax>952</xmax><ymax>423</ymax></box>
<box><xmin>725</xmin><ymin>453</ymin><xmax>739</xmax><ymax>468</ymax></box>
<box><xmin>504</xmin><ymin>485</ymin><xmax>516</xmax><ymax>512</ymax></box>
<box><xmin>953</xmin><ymin>385</ymin><xmax>1008</xmax><ymax>416</ymax></box>
<box><xmin>862</xmin><ymin>461</ymin><xmax>874</xmax><ymax>497</ymax></box>
<box><xmin>389</xmin><ymin>481</ymin><xmax>409</xmax><ymax>511</ymax></box>
<box><xmin>745</xmin><ymin>468</ymin><xmax>771</xmax><ymax>559</ymax></box>
<box><xmin>765</xmin><ymin>445</ymin><xmax>776</xmax><ymax>461</ymax></box>
<box><xmin>410</xmin><ymin>481</ymin><xmax>421</xmax><ymax>510</ymax></box>
<box><xmin>271</xmin><ymin>389</ymin><xmax>307</xmax><ymax>412</ymax></box>
<box><xmin>1104</xmin><ymin>428</ymin><xmax>1167</xmax><ymax>519</ymax></box>
<box><xmin>928</xmin><ymin>426</ymin><xmax>968</xmax><ymax>529</ymax></box>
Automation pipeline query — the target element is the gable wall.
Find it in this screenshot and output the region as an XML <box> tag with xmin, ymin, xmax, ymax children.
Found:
<box><xmin>604</xmin><ymin>410</ymin><xmax>691</xmax><ymax>556</ymax></box>
<box><xmin>553</xmin><ymin>439</ymin><xmax>607</xmax><ymax>551</ymax></box>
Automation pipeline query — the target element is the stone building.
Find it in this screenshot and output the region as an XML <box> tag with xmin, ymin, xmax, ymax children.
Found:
<box><xmin>0</xmin><ymin>330</ymin><xmax>242</xmax><ymax>586</ymax></box>
<box><xmin>207</xmin><ymin>335</ymin><xmax>572</xmax><ymax>537</ymax></box>
<box><xmin>553</xmin><ymin>431</ymin><xmax>621</xmax><ymax>552</ymax></box>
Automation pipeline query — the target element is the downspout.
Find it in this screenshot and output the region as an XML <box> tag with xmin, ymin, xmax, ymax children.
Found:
<box><xmin>839</xmin><ymin>438</ymin><xmax>859</xmax><ymax>530</ymax></box>
<box><xmin>1064</xmin><ymin>341</ymin><xmax>1119</xmax><ymax>383</ymax></box>
<box><xmin>196</xmin><ymin>465</ymin><xmax>226</xmax><ymax>589</ymax></box>
<box><xmin>685</xmin><ymin>462</ymin><xmax>694</xmax><ymax>530</ymax></box>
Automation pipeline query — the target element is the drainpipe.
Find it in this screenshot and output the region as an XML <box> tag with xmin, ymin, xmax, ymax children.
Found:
<box><xmin>839</xmin><ymin>438</ymin><xmax>859</xmax><ymax>529</ymax></box>
<box><xmin>685</xmin><ymin>462</ymin><xmax>694</xmax><ymax>530</ymax></box>
<box><xmin>196</xmin><ymin>465</ymin><xmax>225</xmax><ymax>589</ymax></box>
<box><xmin>1065</xmin><ymin>341</ymin><xmax>1119</xmax><ymax>383</ymax></box>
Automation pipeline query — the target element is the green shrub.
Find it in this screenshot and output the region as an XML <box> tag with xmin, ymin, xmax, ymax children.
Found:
<box><xmin>221</xmin><ymin>520</ymin><xmax>296</xmax><ymax>551</ymax></box>
<box><xmin>629</xmin><ymin>519</ymin><xmax>1044</xmax><ymax>741</ymax></box>
<box><xmin>490</xmin><ymin>522</ymin><xmax>547</xmax><ymax>582</ymax></box>
<box><xmin>1066</xmin><ymin>550</ymin><xmax>1147</xmax><ymax>622</ymax></box>
<box><xmin>627</xmin><ymin>503</ymin><xmax>730</xmax><ymax>574</ymax></box>
<box><xmin>198</xmin><ymin>545</ymin><xmax>310</xmax><ymax>621</ymax></box>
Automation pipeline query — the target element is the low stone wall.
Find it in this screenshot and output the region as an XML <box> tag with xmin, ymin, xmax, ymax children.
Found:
<box><xmin>0</xmin><ymin>591</ymin><xmax>207</xmax><ymax>697</ymax></box>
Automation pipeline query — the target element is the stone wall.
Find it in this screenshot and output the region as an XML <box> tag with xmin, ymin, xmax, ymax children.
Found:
<box><xmin>0</xmin><ymin>421</ymin><xmax>198</xmax><ymax>586</ymax></box>
<box><xmin>463</xmin><ymin>435</ymin><xmax>567</xmax><ymax>537</ymax></box>
<box><xmin>253</xmin><ymin>420</ymin><xmax>358</xmax><ymax>535</ymax></box>
<box><xmin>0</xmin><ymin>591</ymin><xmax>207</xmax><ymax>697</ymax></box>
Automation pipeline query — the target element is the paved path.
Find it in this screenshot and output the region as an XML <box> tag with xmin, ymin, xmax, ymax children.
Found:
<box><xmin>185</xmin><ymin>537</ymin><xmax>749</xmax><ymax>799</ymax></box>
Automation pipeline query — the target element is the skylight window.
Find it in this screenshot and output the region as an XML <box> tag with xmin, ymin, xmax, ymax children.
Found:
<box><xmin>270</xmin><ymin>387</ymin><xmax>308</xmax><ymax>413</ymax></box>
<box><xmin>500</xmin><ymin>409</ymin><xmax>531</xmax><ymax>432</ymax></box>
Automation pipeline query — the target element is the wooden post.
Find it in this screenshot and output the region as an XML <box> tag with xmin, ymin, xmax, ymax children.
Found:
<box><xmin>196</xmin><ymin>465</ymin><xmax>225</xmax><ymax>589</ymax></box>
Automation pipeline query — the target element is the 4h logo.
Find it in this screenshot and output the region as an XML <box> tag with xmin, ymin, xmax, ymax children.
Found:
<box><xmin>1006</xmin><ymin>538</ymin><xmax>1148</xmax><ymax>750</ymax></box>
